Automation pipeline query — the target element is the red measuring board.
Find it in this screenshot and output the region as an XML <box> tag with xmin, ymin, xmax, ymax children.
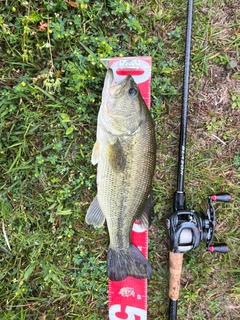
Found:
<box><xmin>101</xmin><ymin>57</ymin><xmax>152</xmax><ymax>320</ymax></box>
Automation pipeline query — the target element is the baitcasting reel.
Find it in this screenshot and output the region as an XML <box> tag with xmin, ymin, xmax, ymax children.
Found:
<box><xmin>167</xmin><ymin>194</ymin><xmax>231</xmax><ymax>254</ymax></box>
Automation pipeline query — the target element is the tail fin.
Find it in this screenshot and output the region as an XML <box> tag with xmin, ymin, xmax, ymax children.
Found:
<box><xmin>107</xmin><ymin>244</ymin><xmax>153</xmax><ymax>281</ymax></box>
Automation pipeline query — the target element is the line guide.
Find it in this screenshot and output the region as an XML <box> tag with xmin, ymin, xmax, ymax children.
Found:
<box><xmin>101</xmin><ymin>57</ymin><xmax>152</xmax><ymax>320</ymax></box>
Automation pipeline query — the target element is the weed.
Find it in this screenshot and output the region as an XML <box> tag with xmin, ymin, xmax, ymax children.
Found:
<box><xmin>231</xmin><ymin>91</ymin><xmax>240</xmax><ymax>109</ymax></box>
<box><xmin>233</xmin><ymin>152</ymin><xmax>240</xmax><ymax>172</ymax></box>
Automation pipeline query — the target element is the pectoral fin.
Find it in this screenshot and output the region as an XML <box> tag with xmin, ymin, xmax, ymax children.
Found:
<box><xmin>91</xmin><ymin>141</ymin><xmax>99</xmax><ymax>165</ymax></box>
<box><xmin>85</xmin><ymin>196</ymin><xmax>105</xmax><ymax>228</ymax></box>
<box><xmin>107</xmin><ymin>138</ymin><xmax>126</xmax><ymax>172</ymax></box>
<box><xmin>137</xmin><ymin>192</ymin><xmax>154</xmax><ymax>229</ymax></box>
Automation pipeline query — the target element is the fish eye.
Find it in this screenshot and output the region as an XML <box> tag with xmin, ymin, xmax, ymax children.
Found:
<box><xmin>128</xmin><ymin>87</ymin><xmax>138</xmax><ymax>96</ymax></box>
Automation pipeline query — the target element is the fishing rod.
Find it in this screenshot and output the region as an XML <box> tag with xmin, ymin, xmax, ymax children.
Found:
<box><xmin>167</xmin><ymin>0</ymin><xmax>231</xmax><ymax>319</ymax></box>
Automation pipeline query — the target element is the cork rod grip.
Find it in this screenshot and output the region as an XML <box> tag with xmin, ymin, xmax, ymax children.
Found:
<box><xmin>169</xmin><ymin>252</ymin><xmax>184</xmax><ymax>301</ymax></box>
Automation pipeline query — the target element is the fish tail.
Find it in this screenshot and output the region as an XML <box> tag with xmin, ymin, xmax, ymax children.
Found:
<box><xmin>107</xmin><ymin>244</ymin><xmax>153</xmax><ymax>281</ymax></box>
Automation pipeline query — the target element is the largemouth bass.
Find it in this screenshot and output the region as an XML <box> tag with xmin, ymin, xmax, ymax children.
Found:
<box><xmin>86</xmin><ymin>68</ymin><xmax>156</xmax><ymax>281</ymax></box>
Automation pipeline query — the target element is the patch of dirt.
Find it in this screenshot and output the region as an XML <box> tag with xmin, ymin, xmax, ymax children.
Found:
<box><xmin>190</xmin><ymin>64</ymin><xmax>240</xmax><ymax>154</ymax></box>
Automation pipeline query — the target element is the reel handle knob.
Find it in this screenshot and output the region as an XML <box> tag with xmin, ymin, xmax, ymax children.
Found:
<box><xmin>210</xmin><ymin>194</ymin><xmax>231</xmax><ymax>202</ymax></box>
<box><xmin>208</xmin><ymin>244</ymin><xmax>228</xmax><ymax>253</ymax></box>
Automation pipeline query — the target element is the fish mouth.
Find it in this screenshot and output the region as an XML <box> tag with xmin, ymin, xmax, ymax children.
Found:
<box><xmin>104</xmin><ymin>68</ymin><xmax>133</xmax><ymax>97</ymax></box>
<box><xmin>100</xmin><ymin>68</ymin><xmax>135</xmax><ymax>135</ymax></box>
<box><xmin>101</xmin><ymin>68</ymin><xmax>114</xmax><ymax>110</ymax></box>
<box><xmin>104</xmin><ymin>68</ymin><xmax>115</xmax><ymax>90</ymax></box>
<box><xmin>109</xmin><ymin>74</ymin><xmax>132</xmax><ymax>97</ymax></box>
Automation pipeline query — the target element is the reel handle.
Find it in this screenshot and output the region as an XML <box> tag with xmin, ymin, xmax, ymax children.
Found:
<box><xmin>210</xmin><ymin>194</ymin><xmax>231</xmax><ymax>202</ymax></box>
<box><xmin>208</xmin><ymin>244</ymin><xmax>228</xmax><ymax>253</ymax></box>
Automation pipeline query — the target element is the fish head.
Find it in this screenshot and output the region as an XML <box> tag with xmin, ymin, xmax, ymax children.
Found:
<box><xmin>99</xmin><ymin>68</ymin><xmax>144</xmax><ymax>136</ymax></box>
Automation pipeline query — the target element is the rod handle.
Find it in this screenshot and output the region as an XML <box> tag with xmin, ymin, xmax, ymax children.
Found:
<box><xmin>169</xmin><ymin>252</ymin><xmax>184</xmax><ymax>301</ymax></box>
<box><xmin>210</xmin><ymin>194</ymin><xmax>231</xmax><ymax>202</ymax></box>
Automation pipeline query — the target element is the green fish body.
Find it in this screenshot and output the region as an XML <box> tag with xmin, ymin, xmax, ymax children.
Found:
<box><xmin>86</xmin><ymin>68</ymin><xmax>156</xmax><ymax>281</ymax></box>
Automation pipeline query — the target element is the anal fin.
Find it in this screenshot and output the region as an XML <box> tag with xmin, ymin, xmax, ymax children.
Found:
<box><xmin>137</xmin><ymin>192</ymin><xmax>154</xmax><ymax>229</ymax></box>
<box><xmin>85</xmin><ymin>196</ymin><xmax>105</xmax><ymax>228</ymax></box>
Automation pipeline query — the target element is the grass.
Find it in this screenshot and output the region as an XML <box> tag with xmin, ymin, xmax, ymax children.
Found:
<box><xmin>0</xmin><ymin>0</ymin><xmax>239</xmax><ymax>319</ymax></box>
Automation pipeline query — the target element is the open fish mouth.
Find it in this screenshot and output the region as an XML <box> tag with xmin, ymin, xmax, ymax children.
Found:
<box><xmin>99</xmin><ymin>68</ymin><xmax>140</xmax><ymax>136</ymax></box>
<box><xmin>105</xmin><ymin>68</ymin><xmax>133</xmax><ymax>97</ymax></box>
<box><xmin>105</xmin><ymin>68</ymin><xmax>115</xmax><ymax>86</ymax></box>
